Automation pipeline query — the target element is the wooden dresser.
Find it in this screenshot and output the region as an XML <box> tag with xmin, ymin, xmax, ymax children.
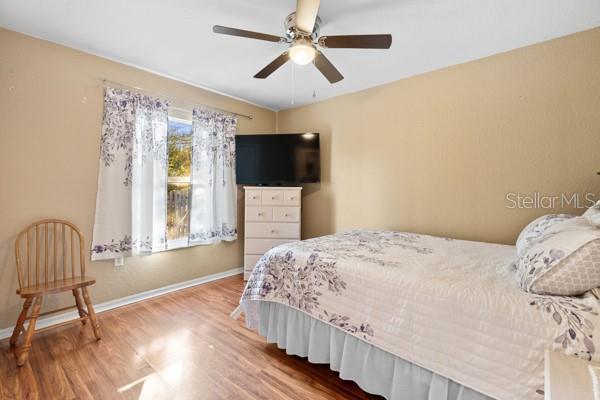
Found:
<box><xmin>243</xmin><ymin>186</ymin><xmax>302</xmax><ymax>280</ymax></box>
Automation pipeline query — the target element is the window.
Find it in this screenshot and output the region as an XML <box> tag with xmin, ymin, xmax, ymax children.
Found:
<box><xmin>93</xmin><ymin>89</ymin><xmax>238</xmax><ymax>261</ymax></box>
<box><xmin>167</xmin><ymin>117</ymin><xmax>192</xmax><ymax>248</ymax></box>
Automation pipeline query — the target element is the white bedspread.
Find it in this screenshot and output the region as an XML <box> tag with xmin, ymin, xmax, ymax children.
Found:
<box><xmin>239</xmin><ymin>230</ymin><xmax>600</xmax><ymax>400</ymax></box>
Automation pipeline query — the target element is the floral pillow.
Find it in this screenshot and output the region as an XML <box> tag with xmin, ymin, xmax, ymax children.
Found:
<box><xmin>516</xmin><ymin>214</ymin><xmax>576</xmax><ymax>257</ymax></box>
<box><xmin>516</xmin><ymin>216</ymin><xmax>600</xmax><ymax>295</ymax></box>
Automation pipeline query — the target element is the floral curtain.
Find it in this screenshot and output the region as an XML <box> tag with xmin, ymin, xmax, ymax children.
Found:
<box><xmin>92</xmin><ymin>87</ymin><xmax>169</xmax><ymax>260</ymax></box>
<box><xmin>189</xmin><ymin>108</ymin><xmax>238</xmax><ymax>245</ymax></box>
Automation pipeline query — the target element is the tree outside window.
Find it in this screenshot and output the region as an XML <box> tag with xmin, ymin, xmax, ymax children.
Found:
<box><xmin>167</xmin><ymin>118</ymin><xmax>192</xmax><ymax>245</ymax></box>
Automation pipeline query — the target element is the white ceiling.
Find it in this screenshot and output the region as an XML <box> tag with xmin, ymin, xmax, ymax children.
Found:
<box><xmin>1</xmin><ymin>0</ymin><xmax>599</xmax><ymax>111</ymax></box>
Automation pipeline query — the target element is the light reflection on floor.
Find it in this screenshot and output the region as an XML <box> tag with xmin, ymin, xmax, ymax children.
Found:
<box><xmin>118</xmin><ymin>361</ymin><xmax>182</xmax><ymax>398</ymax></box>
<box><xmin>118</xmin><ymin>331</ymin><xmax>190</xmax><ymax>399</ymax></box>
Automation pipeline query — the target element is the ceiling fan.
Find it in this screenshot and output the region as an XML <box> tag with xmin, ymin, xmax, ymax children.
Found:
<box><xmin>213</xmin><ymin>0</ymin><xmax>392</xmax><ymax>84</ymax></box>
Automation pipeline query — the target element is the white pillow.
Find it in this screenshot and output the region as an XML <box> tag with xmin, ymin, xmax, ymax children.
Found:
<box><xmin>516</xmin><ymin>216</ymin><xmax>600</xmax><ymax>295</ymax></box>
<box><xmin>584</xmin><ymin>201</ymin><xmax>600</xmax><ymax>227</ymax></box>
<box><xmin>516</xmin><ymin>214</ymin><xmax>576</xmax><ymax>257</ymax></box>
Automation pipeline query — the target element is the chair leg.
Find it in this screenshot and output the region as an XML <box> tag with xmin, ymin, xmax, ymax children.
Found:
<box><xmin>81</xmin><ymin>287</ymin><xmax>101</xmax><ymax>340</ymax></box>
<box><xmin>16</xmin><ymin>296</ymin><xmax>42</xmax><ymax>367</ymax></box>
<box><xmin>10</xmin><ymin>298</ymin><xmax>33</xmax><ymax>347</ymax></box>
<box><xmin>72</xmin><ymin>289</ymin><xmax>87</xmax><ymax>325</ymax></box>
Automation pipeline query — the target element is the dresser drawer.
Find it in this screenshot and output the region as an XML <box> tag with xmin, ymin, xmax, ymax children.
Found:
<box><xmin>245</xmin><ymin>189</ymin><xmax>262</xmax><ymax>205</ymax></box>
<box><xmin>284</xmin><ymin>191</ymin><xmax>301</xmax><ymax>206</ymax></box>
<box><xmin>245</xmin><ymin>206</ymin><xmax>273</xmax><ymax>222</ymax></box>
<box><xmin>273</xmin><ymin>207</ymin><xmax>300</xmax><ymax>222</ymax></box>
<box><xmin>245</xmin><ymin>238</ymin><xmax>295</xmax><ymax>254</ymax></box>
<box><xmin>243</xmin><ymin>187</ymin><xmax>302</xmax><ymax>281</ymax></box>
<box><xmin>245</xmin><ymin>222</ymin><xmax>300</xmax><ymax>239</ymax></box>
<box><xmin>244</xmin><ymin>254</ymin><xmax>263</xmax><ymax>272</ymax></box>
<box><xmin>261</xmin><ymin>190</ymin><xmax>285</xmax><ymax>205</ymax></box>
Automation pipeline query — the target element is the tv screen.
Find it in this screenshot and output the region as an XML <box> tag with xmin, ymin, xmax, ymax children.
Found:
<box><xmin>235</xmin><ymin>133</ymin><xmax>320</xmax><ymax>185</ymax></box>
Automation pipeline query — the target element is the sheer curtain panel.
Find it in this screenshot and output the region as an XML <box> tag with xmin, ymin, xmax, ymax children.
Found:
<box><xmin>189</xmin><ymin>108</ymin><xmax>238</xmax><ymax>245</ymax></box>
<box><xmin>91</xmin><ymin>87</ymin><xmax>169</xmax><ymax>260</ymax></box>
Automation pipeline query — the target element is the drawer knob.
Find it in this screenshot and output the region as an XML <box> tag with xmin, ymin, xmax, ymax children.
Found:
<box><xmin>258</xmin><ymin>212</ymin><xmax>264</xmax><ymax>216</ymax></box>
<box><xmin>271</xmin><ymin>196</ymin><xmax>276</xmax><ymax>199</ymax></box>
<box><xmin>284</xmin><ymin>213</ymin><xmax>290</xmax><ymax>217</ymax></box>
<box><xmin>270</xmin><ymin>229</ymin><xmax>277</xmax><ymax>233</ymax></box>
<box><xmin>252</xmin><ymin>196</ymin><xmax>258</xmax><ymax>199</ymax></box>
<box><xmin>290</xmin><ymin>197</ymin><xmax>295</xmax><ymax>200</ymax></box>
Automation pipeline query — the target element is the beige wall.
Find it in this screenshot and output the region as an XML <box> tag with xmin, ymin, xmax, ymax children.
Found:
<box><xmin>277</xmin><ymin>28</ymin><xmax>600</xmax><ymax>245</ymax></box>
<box><xmin>0</xmin><ymin>28</ymin><xmax>276</xmax><ymax>329</ymax></box>
<box><xmin>2</xmin><ymin>26</ymin><xmax>600</xmax><ymax>330</ymax></box>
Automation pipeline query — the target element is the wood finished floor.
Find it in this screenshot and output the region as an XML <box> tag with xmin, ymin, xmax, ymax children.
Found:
<box><xmin>0</xmin><ymin>275</ymin><xmax>380</xmax><ymax>400</ymax></box>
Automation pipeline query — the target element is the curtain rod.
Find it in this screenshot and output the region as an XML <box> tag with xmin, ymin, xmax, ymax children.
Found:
<box><xmin>99</xmin><ymin>78</ymin><xmax>253</xmax><ymax>120</ymax></box>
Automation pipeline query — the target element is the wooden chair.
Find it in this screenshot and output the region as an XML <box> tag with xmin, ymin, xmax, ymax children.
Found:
<box><xmin>11</xmin><ymin>219</ymin><xmax>101</xmax><ymax>366</ymax></box>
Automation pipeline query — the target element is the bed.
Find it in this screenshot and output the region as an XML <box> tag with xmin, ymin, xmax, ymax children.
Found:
<box><xmin>235</xmin><ymin>230</ymin><xmax>600</xmax><ymax>400</ymax></box>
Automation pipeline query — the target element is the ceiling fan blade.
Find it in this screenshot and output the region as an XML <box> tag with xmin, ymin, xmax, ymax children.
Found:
<box><xmin>254</xmin><ymin>52</ymin><xmax>290</xmax><ymax>79</ymax></box>
<box><xmin>319</xmin><ymin>34</ymin><xmax>392</xmax><ymax>49</ymax></box>
<box><xmin>313</xmin><ymin>51</ymin><xmax>343</xmax><ymax>84</ymax></box>
<box><xmin>296</xmin><ymin>0</ymin><xmax>320</xmax><ymax>33</ymax></box>
<box><xmin>213</xmin><ymin>25</ymin><xmax>283</xmax><ymax>43</ymax></box>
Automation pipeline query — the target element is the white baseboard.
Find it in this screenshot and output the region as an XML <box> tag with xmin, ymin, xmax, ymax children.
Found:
<box><xmin>0</xmin><ymin>267</ymin><xmax>243</xmax><ymax>340</ymax></box>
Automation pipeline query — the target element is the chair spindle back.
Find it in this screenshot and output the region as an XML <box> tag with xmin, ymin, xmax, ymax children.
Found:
<box><xmin>15</xmin><ymin>219</ymin><xmax>86</xmax><ymax>290</ymax></box>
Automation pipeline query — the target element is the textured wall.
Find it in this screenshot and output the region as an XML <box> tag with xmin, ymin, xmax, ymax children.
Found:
<box><xmin>0</xmin><ymin>28</ymin><xmax>276</xmax><ymax>329</ymax></box>
<box><xmin>276</xmin><ymin>28</ymin><xmax>600</xmax><ymax>244</ymax></box>
<box><xmin>2</xmin><ymin>26</ymin><xmax>600</xmax><ymax>330</ymax></box>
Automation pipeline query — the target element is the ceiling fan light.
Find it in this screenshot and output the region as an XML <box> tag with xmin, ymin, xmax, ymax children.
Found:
<box><xmin>289</xmin><ymin>42</ymin><xmax>316</xmax><ymax>65</ymax></box>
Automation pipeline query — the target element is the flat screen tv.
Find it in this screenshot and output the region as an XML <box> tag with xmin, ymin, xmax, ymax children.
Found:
<box><xmin>235</xmin><ymin>133</ymin><xmax>320</xmax><ymax>185</ymax></box>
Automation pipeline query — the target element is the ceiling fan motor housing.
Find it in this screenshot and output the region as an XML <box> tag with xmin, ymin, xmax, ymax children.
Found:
<box><xmin>285</xmin><ymin>12</ymin><xmax>321</xmax><ymax>42</ymax></box>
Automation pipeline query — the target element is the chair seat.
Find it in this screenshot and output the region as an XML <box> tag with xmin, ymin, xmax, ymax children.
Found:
<box><xmin>17</xmin><ymin>276</ymin><xmax>96</xmax><ymax>297</ymax></box>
